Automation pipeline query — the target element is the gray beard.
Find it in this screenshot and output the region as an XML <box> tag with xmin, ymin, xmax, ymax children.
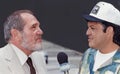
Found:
<box><xmin>21</xmin><ymin>38</ymin><xmax>42</xmax><ymax>51</ymax></box>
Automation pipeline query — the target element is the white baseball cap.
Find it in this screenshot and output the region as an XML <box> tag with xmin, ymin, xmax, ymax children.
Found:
<box><xmin>83</xmin><ymin>1</ymin><xmax>120</xmax><ymax>26</ymax></box>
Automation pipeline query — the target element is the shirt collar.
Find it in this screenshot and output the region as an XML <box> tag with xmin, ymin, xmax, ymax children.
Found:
<box><xmin>113</xmin><ymin>48</ymin><xmax>120</xmax><ymax>63</ymax></box>
<box><xmin>9</xmin><ymin>43</ymin><xmax>28</xmax><ymax>65</ymax></box>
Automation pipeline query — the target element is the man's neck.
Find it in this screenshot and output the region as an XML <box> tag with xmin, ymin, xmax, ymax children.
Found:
<box><xmin>99</xmin><ymin>43</ymin><xmax>119</xmax><ymax>54</ymax></box>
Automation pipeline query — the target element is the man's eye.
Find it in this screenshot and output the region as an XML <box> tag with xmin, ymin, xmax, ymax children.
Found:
<box><xmin>90</xmin><ymin>26</ymin><xmax>96</xmax><ymax>29</ymax></box>
<box><xmin>32</xmin><ymin>25</ymin><xmax>36</xmax><ymax>28</ymax></box>
<box><xmin>31</xmin><ymin>25</ymin><xmax>37</xmax><ymax>31</ymax></box>
<box><xmin>91</xmin><ymin>27</ymin><xmax>95</xmax><ymax>29</ymax></box>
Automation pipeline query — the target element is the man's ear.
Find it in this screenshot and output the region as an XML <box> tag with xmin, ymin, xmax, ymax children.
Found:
<box><xmin>106</xmin><ymin>26</ymin><xmax>114</xmax><ymax>35</ymax></box>
<box><xmin>10</xmin><ymin>29</ymin><xmax>20</xmax><ymax>39</ymax></box>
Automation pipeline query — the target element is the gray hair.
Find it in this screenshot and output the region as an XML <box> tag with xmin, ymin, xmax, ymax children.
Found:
<box><xmin>4</xmin><ymin>10</ymin><xmax>33</xmax><ymax>42</ymax></box>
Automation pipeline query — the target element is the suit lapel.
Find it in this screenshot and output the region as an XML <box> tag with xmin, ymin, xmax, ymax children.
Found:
<box><xmin>3</xmin><ymin>44</ymin><xmax>25</xmax><ymax>74</ymax></box>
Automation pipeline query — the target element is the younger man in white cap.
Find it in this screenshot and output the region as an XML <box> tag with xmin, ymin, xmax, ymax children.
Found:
<box><xmin>79</xmin><ymin>1</ymin><xmax>120</xmax><ymax>74</ymax></box>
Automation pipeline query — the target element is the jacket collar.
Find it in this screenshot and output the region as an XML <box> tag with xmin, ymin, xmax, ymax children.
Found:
<box><xmin>89</xmin><ymin>48</ymin><xmax>120</xmax><ymax>68</ymax></box>
<box><xmin>112</xmin><ymin>48</ymin><xmax>120</xmax><ymax>63</ymax></box>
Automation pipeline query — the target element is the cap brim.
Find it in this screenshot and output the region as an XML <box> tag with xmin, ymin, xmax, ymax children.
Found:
<box><xmin>83</xmin><ymin>15</ymin><xmax>104</xmax><ymax>22</ymax></box>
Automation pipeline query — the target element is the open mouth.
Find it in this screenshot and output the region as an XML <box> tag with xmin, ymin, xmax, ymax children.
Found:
<box><xmin>88</xmin><ymin>37</ymin><xmax>93</xmax><ymax>42</ymax></box>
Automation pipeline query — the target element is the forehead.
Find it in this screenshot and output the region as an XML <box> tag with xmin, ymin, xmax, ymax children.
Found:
<box><xmin>87</xmin><ymin>21</ymin><xmax>102</xmax><ymax>27</ymax></box>
<box><xmin>20</xmin><ymin>13</ymin><xmax>36</xmax><ymax>21</ymax></box>
<box><xmin>20</xmin><ymin>13</ymin><xmax>40</xmax><ymax>25</ymax></box>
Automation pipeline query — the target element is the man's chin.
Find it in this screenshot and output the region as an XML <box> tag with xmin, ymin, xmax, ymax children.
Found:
<box><xmin>33</xmin><ymin>44</ymin><xmax>42</xmax><ymax>51</ymax></box>
<box><xmin>89</xmin><ymin>44</ymin><xmax>94</xmax><ymax>48</ymax></box>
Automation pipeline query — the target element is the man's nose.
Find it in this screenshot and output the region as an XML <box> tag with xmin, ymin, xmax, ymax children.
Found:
<box><xmin>86</xmin><ymin>28</ymin><xmax>91</xmax><ymax>36</ymax></box>
<box><xmin>37</xmin><ymin>27</ymin><xmax>43</xmax><ymax>35</ymax></box>
<box><xmin>86</xmin><ymin>29</ymin><xmax>89</xmax><ymax>36</ymax></box>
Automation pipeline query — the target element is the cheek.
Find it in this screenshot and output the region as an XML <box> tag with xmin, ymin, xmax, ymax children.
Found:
<box><xmin>94</xmin><ymin>34</ymin><xmax>105</xmax><ymax>45</ymax></box>
<box><xmin>24</xmin><ymin>31</ymin><xmax>38</xmax><ymax>43</ymax></box>
<box><xmin>29</xmin><ymin>35</ymin><xmax>35</xmax><ymax>42</ymax></box>
<box><xmin>89</xmin><ymin>34</ymin><xmax>100</xmax><ymax>44</ymax></box>
<box><xmin>24</xmin><ymin>33</ymin><xmax>35</xmax><ymax>42</ymax></box>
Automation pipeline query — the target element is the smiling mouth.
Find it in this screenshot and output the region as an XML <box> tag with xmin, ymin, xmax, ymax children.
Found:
<box><xmin>88</xmin><ymin>38</ymin><xmax>90</xmax><ymax>41</ymax></box>
<box><xmin>88</xmin><ymin>38</ymin><xmax>92</xmax><ymax>42</ymax></box>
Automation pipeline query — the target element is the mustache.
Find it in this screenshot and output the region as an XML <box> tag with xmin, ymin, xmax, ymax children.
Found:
<box><xmin>35</xmin><ymin>35</ymin><xmax>42</xmax><ymax>39</ymax></box>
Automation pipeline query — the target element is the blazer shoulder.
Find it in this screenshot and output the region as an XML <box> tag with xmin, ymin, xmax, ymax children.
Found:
<box><xmin>0</xmin><ymin>44</ymin><xmax>14</xmax><ymax>60</ymax></box>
